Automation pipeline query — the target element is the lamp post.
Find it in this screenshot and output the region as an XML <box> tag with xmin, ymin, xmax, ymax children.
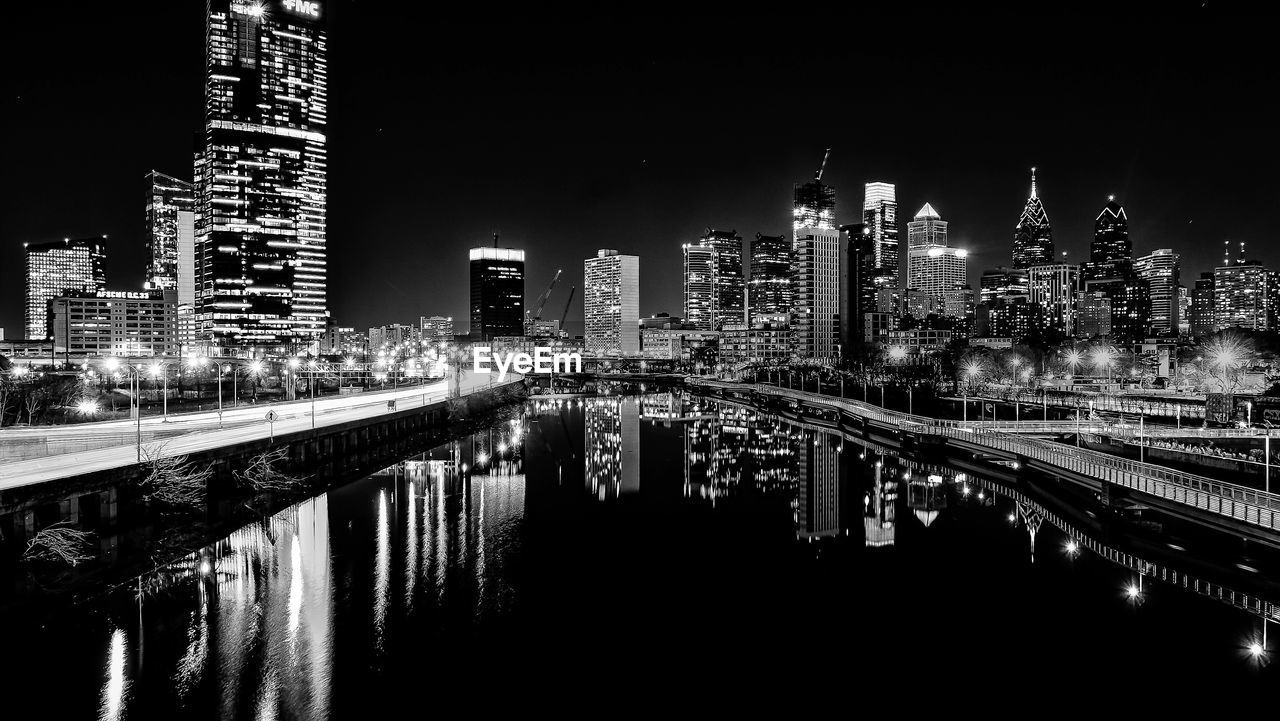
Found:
<box><xmin>308</xmin><ymin>359</ymin><xmax>318</xmax><ymax>429</ymax></box>
<box><xmin>105</xmin><ymin>358</ymin><xmax>143</xmax><ymax>463</ymax></box>
<box><xmin>149</xmin><ymin>362</ymin><xmax>169</xmax><ymax>420</ymax></box>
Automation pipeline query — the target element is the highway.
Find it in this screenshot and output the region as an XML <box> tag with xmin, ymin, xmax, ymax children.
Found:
<box><xmin>0</xmin><ymin>371</ymin><xmax>510</xmax><ymax>491</ymax></box>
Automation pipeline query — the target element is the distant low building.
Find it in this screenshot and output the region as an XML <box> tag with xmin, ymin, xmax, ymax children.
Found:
<box><xmin>720</xmin><ymin>315</ymin><xmax>792</xmax><ymax>366</ymax></box>
<box><xmin>884</xmin><ymin>329</ymin><xmax>952</xmax><ymax>353</ymax></box>
<box><xmin>51</xmin><ymin>290</ymin><xmax>179</xmax><ymax>359</ymax></box>
<box><xmin>640</xmin><ymin>328</ymin><xmax>718</xmax><ymax>361</ymax></box>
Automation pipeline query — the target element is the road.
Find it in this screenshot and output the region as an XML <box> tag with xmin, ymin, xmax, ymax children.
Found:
<box><xmin>0</xmin><ymin>371</ymin><xmax>511</xmax><ymax>491</ymax></box>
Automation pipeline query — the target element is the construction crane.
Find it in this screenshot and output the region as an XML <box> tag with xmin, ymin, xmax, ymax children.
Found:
<box><xmin>814</xmin><ymin>147</ymin><xmax>832</xmax><ymax>181</ymax></box>
<box><xmin>528</xmin><ymin>269</ymin><xmax>562</xmax><ymax>321</ymax></box>
<box><xmin>559</xmin><ymin>285</ymin><xmax>576</xmax><ymax>328</ymax></box>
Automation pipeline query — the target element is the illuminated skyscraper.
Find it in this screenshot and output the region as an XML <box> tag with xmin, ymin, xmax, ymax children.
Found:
<box><xmin>793</xmin><ymin>180</ymin><xmax>836</xmax><ymax>235</ymax></box>
<box><xmin>1083</xmin><ymin>197</ymin><xmax>1146</xmax><ymax>340</ymax></box>
<box><xmin>1190</xmin><ymin>272</ymin><xmax>1216</xmax><ymax>337</ymax></box>
<box><xmin>24</xmin><ymin>237</ymin><xmax>107</xmax><ymax>340</ymax></box>
<box><xmin>1134</xmin><ymin>249</ymin><xmax>1181</xmax><ymax>336</ymax></box>
<box><xmin>1214</xmin><ymin>256</ymin><xmax>1275</xmax><ymax>331</ymax></box>
<box><xmin>144</xmin><ymin>171</ymin><xmax>195</xmax><ymax>293</ymax></box>
<box><xmin>748</xmin><ymin>233</ymin><xmax>791</xmax><ymax>320</ymax></box>
<box><xmin>862</xmin><ymin>182</ymin><xmax>899</xmax><ymax>293</ymax></box>
<box><xmin>698</xmin><ymin>228</ymin><xmax>745</xmax><ymax>328</ymax></box>
<box><xmin>196</xmin><ymin>0</ymin><xmax>329</xmax><ymax>352</ymax></box>
<box><xmin>584</xmin><ymin>249</ymin><xmax>639</xmax><ymax>356</ymax></box>
<box><xmin>906</xmin><ymin>202</ymin><xmax>947</xmax><ymax>249</ymax></box>
<box><xmin>905</xmin><ymin>203</ymin><xmax>965</xmax><ymax>313</ymax></box>
<box><xmin>1089</xmin><ymin>197</ymin><xmax>1132</xmax><ymax>267</ymax></box>
<box><xmin>1012</xmin><ymin>168</ymin><xmax>1054</xmax><ymax>268</ymax></box>
<box><xmin>1027</xmin><ymin>264</ymin><xmax>1080</xmax><ymax>336</ymax></box>
<box><xmin>793</xmin><ymin>227</ymin><xmax>841</xmax><ymax>359</ymax></box>
<box><xmin>469</xmin><ymin>247</ymin><xmax>525</xmax><ymax>341</ymax></box>
<box><xmin>682</xmin><ymin>243</ymin><xmax>717</xmax><ymax>330</ymax></box>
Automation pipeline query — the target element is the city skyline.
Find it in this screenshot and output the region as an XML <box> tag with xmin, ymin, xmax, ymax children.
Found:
<box><xmin>2</xmin><ymin>8</ymin><xmax>1277</xmax><ymax>338</ymax></box>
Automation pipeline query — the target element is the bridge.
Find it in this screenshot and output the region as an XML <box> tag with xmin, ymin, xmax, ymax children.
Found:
<box><xmin>690</xmin><ymin>379</ymin><xmax>1280</xmax><ymax>537</ymax></box>
<box><xmin>0</xmin><ymin>372</ymin><xmax>519</xmax><ymax>491</ymax></box>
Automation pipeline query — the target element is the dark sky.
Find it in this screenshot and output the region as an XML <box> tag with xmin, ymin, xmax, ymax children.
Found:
<box><xmin>2</xmin><ymin>5</ymin><xmax>1275</xmax><ymax>338</ymax></box>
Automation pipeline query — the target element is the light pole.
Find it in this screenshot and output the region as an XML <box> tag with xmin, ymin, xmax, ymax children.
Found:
<box><xmin>149</xmin><ymin>362</ymin><xmax>169</xmax><ymax>420</ymax></box>
<box><xmin>308</xmin><ymin>359</ymin><xmax>318</xmax><ymax>429</ymax></box>
<box><xmin>105</xmin><ymin>358</ymin><xmax>143</xmax><ymax>463</ymax></box>
<box><xmin>217</xmin><ymin>364</ymin><xmax>226</xmax><ymax>427</ymax></box>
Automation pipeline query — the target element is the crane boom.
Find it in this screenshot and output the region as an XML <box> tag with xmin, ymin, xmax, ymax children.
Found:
<box><xmin>559</xmin><ymin>285</ymin><xmax>576</xmax><ymax>327</ymax></box>
<box><xmin>529</xmin><ymin>269</ymin><xmax>562</xmax><ymax>321</ymax></box>
<box><xmin>814</xmin><ymin>147</ymin><xmax>831</xmax><ymax>181</ymax></box>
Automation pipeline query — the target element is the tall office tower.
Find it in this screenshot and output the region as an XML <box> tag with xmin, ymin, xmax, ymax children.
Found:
<box><xmin>469</xmin><ymin>247</ymin><xmax>525</xmax><ymax>341</ymax></box>
<box><xmin>1134</xmin><ymin>249</ymin><xmax>1181</xmax><ymax>336</ymax></box>
<box><xmin>906</xmin><ymin>203</ymin><xmax>947</xmax><ymax>249</ymax></box>
<box><xmin>24</xmin><ymin>237</ymin><xmax>107</xmax><ymax>340</ymax></box>
<box><xmin>1190</xmin><ymin>272</ymin><xmax>1216</xmax><ymax>337</ymax></box>
<box><xmin>196</xmin><ymin>0</ymin><xmax>329</xmax><ymax>353</ymax></box>
<box><xmin>839</xmin><ymin>223</ymin><xmax>875</xmax><ymax>348</ymax></box>
<box><xmin>584</xmin><ymin>249</ymin><xmax>639</xmax><ymax>357</ymax></box>
<box><xmin>796</xmin><ymin>429</ymin><xmax>842</xmax><ymax>540</ymax></box>
<box><xmin>144</xmin><ymin>171</ymin><xmax>195</xmax><ymax>291</ymax></box>
<box><xmin>907</xmin><ymin>247</ymin><xmax>968</xmax><ymax>308</ymax></box>
<box><xmin>793</xmin><ymin>228</ymin><xmax>841</xmax><ymax>359</ymax></box>
<box><xmin>749</xmin><ymin>233</ymin><xmax>791</xmax><ymax>320</ymax></box>
<box><xmin>979</xmin><ymin>267</ymin><xmax>1029</xmax><ymax>305</ymax></box>
<box><xmin>1027</xmin><ymin>264</ymin><xmax>1080</xmax><ymax>336</ymax></box>
<box><xmin>682</xmin><ymin>243</ymin><xmax>718</xmax><ymax>330</ymax></box>
<box><xmin>1177</xmin><ymin>286</ymin><xmax>1191</xmax><ymax>335</ymax></box>
<box><xmin>1076</xmin><ymin>291</ymin><xmax>1113</xmax><ymax>338</ymax></box>
<box><xmin>1012</xmin><ymin>167</ymin><xmax>1054</xmax><ymax>268</ymax></box>
<box><xmin>1087</xmin><ymin>196</ymin><xmax>1132</xmax><ymax>270</ymax></box>
<box><xmin>862</xmin><ymin>182</ymin><xmax>899</xmax><ymax>292</ymax></box>
<box><xmin>793</xmin><ymin>177</ymin><xmax>836</xmax><ymax>234</ymax></box>
<box><xmin>698</xmin><ymin>228</ymin><xmax>745</xmax><ymax>328</ymax></box>
<box><xmin>1214</xmin><ymin>257</ymin><xmax>1274</xmax><ymax>331</ymax></box>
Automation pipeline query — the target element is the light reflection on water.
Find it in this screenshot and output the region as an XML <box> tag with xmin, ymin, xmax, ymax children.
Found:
<box><xmin>36</xmin><ymin>391</ymin><xmax>1280</xmax><ymax>716</ymax></box>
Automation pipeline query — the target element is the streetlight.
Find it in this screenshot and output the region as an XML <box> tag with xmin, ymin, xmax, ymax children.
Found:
<box><xmin>104</xmin><ymin>358</ymin><xmax>144</xmax><ymax>463</ymax></box>
<box><xmin>149</xmin><ymin>362</ymin><xmax>169</xmax><ymax>419</ymax></box>
<box><xmin>307</xmin><ymin>359</ymin><xmax>318</xmax><ymax>429</ymax></box>
<box><xmin>247</xmin><ymin>360</ymin><xmax>265</xmax><ymax>402</ymax></box>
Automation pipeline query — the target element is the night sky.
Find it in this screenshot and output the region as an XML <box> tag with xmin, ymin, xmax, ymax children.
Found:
<box><xmin>2</xmin><ymin>5</ymin><xmax>1275</xmax><ymax>338</ymax></box>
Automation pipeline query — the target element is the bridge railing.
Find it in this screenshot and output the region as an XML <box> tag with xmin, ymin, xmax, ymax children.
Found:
<box><xmin>692</xmin><ymin>379</ymin><xmax>1280</xmax><ymax>531</ymax></box>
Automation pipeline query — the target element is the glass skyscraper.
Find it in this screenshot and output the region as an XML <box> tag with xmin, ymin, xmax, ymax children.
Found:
<box><xmin>144</xmin><ymin>170</ymin><xmax>195</xmax><ymax>293</ymax></box>
<box><xmin>682</xmin><ymin>243</ymin><xmax>717</xmax><ymax>331</ymax></box>
<box><xmin>1012</xmin><ymin>168</ymin><xmax>1054</xmax><ymax>268</ymax></box>
<box><xmin>196</xmin><ymin>0</ymin><xmax>329</xmax><ymax>353</ymax></box>
<box><xmin>748</xmin><ymin>233</ymin><xmax>791</xmax><ymax>320</ymax></box>
<box><xmin>24</xmin><ymin>237</ymin><xmax>107</xmax><ymax>340</ymax></box>
<box><xmin>469</xmin><ymin>247</ymin><xmax>526</xmax><ymax>341</ymax></box>
<box><xmin>699</xmin><ymin>228</ymin><xmax>744</xmax><ymax>328</ymax></box>
<box><xmin>862</xmin><ymin>182</ymin><xmax>899</xmax><ymax>294</ymax></box>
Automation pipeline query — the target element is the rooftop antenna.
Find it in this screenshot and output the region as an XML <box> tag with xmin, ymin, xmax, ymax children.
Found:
<box><xmin>493</xmin><ymin>231</ymin><xmax>499</xmax><ymax>248</ymax></box>
<box><xmin>814</xmin><ymin>147</ymin><xmax>831</xmax><ymax>181</ymax></box>
<box><xmin>1223</xmin><ymin>239</ymin><xmax>1230</xmax><ymax>266</ymax></box>
<box><xmin>1030</xmin><ymin>167</ymin><xmax>1038</xmax><ymax>199</ymax></box>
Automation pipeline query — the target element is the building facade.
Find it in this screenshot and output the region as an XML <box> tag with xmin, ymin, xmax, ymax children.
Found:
<box><xmin>196</xmin><ymin>0</ymin><xmax>330</xmax><ymax>352</ymax></box>
<box><xmin>1134</xmin><ymin>248</ymin><xmax>1181</xmax><ymax>336</ymax></box>
<box><xmin>793</xmin><ymin>228</ymin><xmax>841</xmax><ymax>360</ymax></box>
<box><xmin>1012</xmin><ymin>168</ymin><xmax>1054</xmax><ymax>268</ymax></box>
<box><xmin>682</xmin><ymin>243</ymin><xmax>718</xmax><ymax>331</ymax></box>
<box><xmin>749</xmin><ymin>233</ymin><xmax>791</xmax><ymax>320</ymax></box>
<box><xmin>699</xmin><ymin>228</ymin><xmax>744</xmax><ymax>328</ymax></box>
<box><xmin>51</xmin><ymin>290</ymin><xmax>179</xmax><ymax>359</ymax></box>
<box><xmin>584</xmin><ymin>249</ymin><xmax>639</xmax><ymax>356</ymax></box>
<box><xmin>1027</xmin><ymin>264</ymin><xmax>1080</xmax><ymax>337</ymax></box>
<box><xmin>469</xmin><ymin>247</ymin><xmax>525</xmax><ymax>341</ymax></box>
<box><xmin>25</xmin><ymin>237</ymin><xmax>107</xmax><ymax>340</ymax></box>
<box><xmin>863</xmin><ymin>182</ymin><xmax>899</xmax><ymax>294</ymax></box>
<box><xmin>1214</xmin><ymin>259</ymin><xmax>1274</xmax><ymax>331</ymax></box>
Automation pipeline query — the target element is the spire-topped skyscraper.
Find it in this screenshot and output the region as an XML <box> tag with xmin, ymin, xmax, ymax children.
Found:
<box><xmin>1012</xmin><ymin>167</ymin><xmax>1054</xmax><ymax>268</ymax></box>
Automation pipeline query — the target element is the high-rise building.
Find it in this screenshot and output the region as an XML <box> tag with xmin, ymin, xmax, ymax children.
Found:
<box><xmin>699</xmin><ymin>228</ymin><xmax>745</xmax><ymax>328</ymax></box>
<box><xmin>840</xmin><ymin>224</ymin><xmax>876</xmax><ymax>348</ymax></box>
<box><xmin>1134</xmin><ymin>249</ymin><xmax>1181</xmax><ymax>336</ymax></box>
<box><xmin>196</xmin><ymin>0</ymin><xmax>330</xmax><ymax>352</ymax></box>
<box><xmin>1214</xmin><ymin>258</ymin><xmax>1274</xmax><ymax>331</ymax></box>
<box><xmin>979</xmin><ymin>267</ymin><xmax>1029</xmax><ymax>305</ymax></box>
<box><xmin>144</xmin><ymin>171</ymin><xmax>195</xmax><ymax>291</ymax></box>
<box><xmin>1076</xmin><ymin>291</ymin><xmax>1113</xmax><ymax>338</ymax></box>
<box><xmin>907</xmin><ymin>202</ymin><xmax>947</xmax><ymax>249</ymax></box>
<box><xmin>24</xmin><ymin>237</ymin><xmax>107</xmax><ymax>340</ymax></box>
<box><xmin>682</xmin><ymin>243</ymin><xmax>718</xmax><ymax>331</ymax></box>
<box><xmin>469</xmin><ymin>247</ymin><xmax>525</xmax><ymax>341</ymax></box>
<box><xmin>1190</xmin><ymin>272</ymin><xmax>1216</xmax><ymax>338</ymax></box>
<box><xmin>419</xmin><ymin>316</ymin><xmax>454</xmax><ymax>344</ymax></box>
<box><xmin>584</xmin><ymin>249</ymin><xmax>639</xmax><ymax>356</ymax></box>
<box><xmin>1027</xmin><ymin>264</ymin><xmax>1080</xmax><ymax>337</ymax></box>
<box><xmin>863</xmin><ymin>182</ymin><xmax>899</xmax><ymax>293</ymax></box>
<box><xmin>793</xmin><ymin>228</ymin><xmax>841</xmax><ymax>359</ymax></box>
<box><xmin>1012</xmin><ymin>168</ymin><xmax>1053</xmax><ymax>268</ymax></box>
<box><xmin>51</xmin><ymin>290</ymin><xmax>179</xmax><ymax>358</ymax></box>
<box><xmin>749</xmin><ymin>233</ymin><xmax>791</xmax><ymax>320</ymax></box>
<box><xmin>1088</xmin><ymin>196</ymin><xmax>1132</xmax><ymax>268</ymax></box>
<box><xmin>793</xmin><ymin>178</ymin><xmax>836</xmax><ymax>235</ymax></box>
<box><xmin>1177</xmin><ymin>285</ymin><xmax>1191</xmax><ymax>336</ymax></box>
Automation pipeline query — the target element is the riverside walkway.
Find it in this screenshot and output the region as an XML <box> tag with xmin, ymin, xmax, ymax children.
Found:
<box><xmin>692</xmin><ymin>379</ymin><xmax>1280</xmax><ymax>535</ymax></box>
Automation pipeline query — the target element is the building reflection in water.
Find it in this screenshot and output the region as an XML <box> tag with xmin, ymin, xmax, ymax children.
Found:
<box><xmin>796</xmin><ymin>429</ymin><xmax>843</xmax><ymax>540</ymax></box>
<box><xmin>683</xmin><ymin>399</ymin><xmax>797</xmax><ymax>504</ymax></box>
<box><xmin>863</xmin><ymin>456</ymin><xmax>897</xmax><ymax>548</ymax></box>
<box><xmin>907</xmin><ymin>473</ymin><xmax>947</xmax><ymax>529</ymax></box>
<box><xmin>99</xmin><ymin>627</ymin><xmax>127</xmax><ymax>721</ymax></box>
<box><xmin>585</xmin><ymin>396</ymin><xmax>639</xmax><ymax>500</ymax></box>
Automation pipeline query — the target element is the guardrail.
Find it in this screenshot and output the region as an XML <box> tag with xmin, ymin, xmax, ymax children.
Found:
<box><xmin>691</xmin><ymin>379</ymin><xmax>1280</xmax><ymax>533</ymax></box>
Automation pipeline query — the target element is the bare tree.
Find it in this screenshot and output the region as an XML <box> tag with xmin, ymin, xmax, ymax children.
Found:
<box><xmin>234</xmin><ymin>446</ymin><xmax>307</xmax><ymax>492</ymax></box>
<box><xmin>22</xmin><ymin>388</ymin><xmax>46</xmax><ymax>425</ymax></box>
<box><xmin>24</xmin><ymin>521</ymin><xmax>96</xmax><ymax>566</ymax></box>
<box><xmin>140</xmin><ymin>443</ymin><xmax>212</xmax><ymax>508</ymax></box>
